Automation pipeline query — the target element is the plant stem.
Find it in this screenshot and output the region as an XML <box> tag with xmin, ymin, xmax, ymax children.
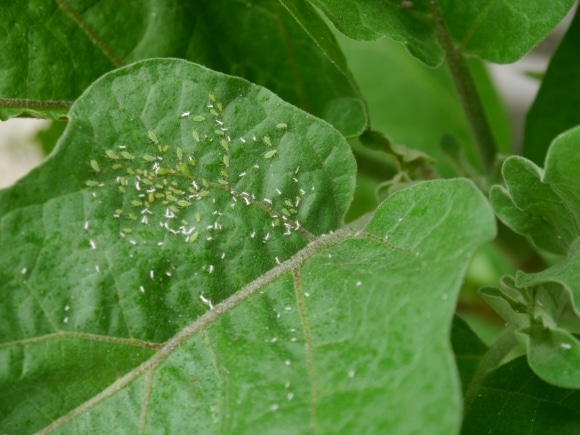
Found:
<box><xmin>463</xmin><ymin>325</ymin><xmax>518</xmax><ymax>412</ymax></box>
<box><xmin>428</xmin><ymin>0</ymin><xmax>498</xmax><ymax>171</ymax></box>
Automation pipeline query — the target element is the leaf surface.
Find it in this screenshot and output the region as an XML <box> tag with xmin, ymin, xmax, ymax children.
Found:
<box><xmin>304</xmin><ymin>0</ymin><xmax>575</xmax><ymax>65</ymax></box>
<box><xmin>462</xmin><ymin>356</ymin><xmax>580</xmax><ymax>434</ymax></box>
<box><xmin>0</xmin><ymin>0</ymin><xmax>366</xmax><ymax>136</ymax></box>
<box><xmin>523</xmin><ymin>5</ymin><xmax>580</xmax><ymax>166</ymax></box>
<box><xmin>0</xmin><ymin>59</ymin><xmax>496</xmax><ymax>433</ymax></box>
<box><xmin>491</xmin><ymin>126</ymin><xmax>580</xmax><ymax>256</ymax></box>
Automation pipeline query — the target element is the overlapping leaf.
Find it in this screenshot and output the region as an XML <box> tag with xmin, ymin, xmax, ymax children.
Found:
<box><xmin>491</xmin><ymin>126</ymin><xmax>580</xmax><ymax>256</ymax></box>
<box><xmin>0</xmin><ymin>59</ymin><xmax>496</xmax><ymax>433</ymax></box>
<box><xmin>523</xmin><ymin>5</ymin><xmax>580</xmax><ymax>166</ymax></box>
<box><xmin>0</xmin><ymin>0</ymin><xmax>366</xmax><ymax>136</ymax></box>
<box><xmin>485</xmin><ymin>127</ymin><xmax>580</xmax><ymax>388</ymax></box>
<box><xmin>462</xmin><ymin>356</ymin><xmax>580</xmax><ymax>434</ymax></box>
<box><xmin>302</xmin><ymin>0</ymin><xmax>575</xmax><ymax>66</ymax></box>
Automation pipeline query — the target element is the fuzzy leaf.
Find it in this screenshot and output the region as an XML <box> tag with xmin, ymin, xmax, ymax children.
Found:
<box><xmin>480</xmin><ymin>243</ymin><xmax>580</xmax><ymax>388</ymax></box>
<box><xmin>491</xmin><ymin>126</ymin><xmax>580</xmax><ymax>256</ymax></box>
<box><xmin>0</xmin><ymin>0</ymin><xmax>366</xmax><ymax>136</ymax></box>
<box><xmin>304</xmin><ymin>0</ymin><xmax>575</xmax><ymax>66</ymax></box>
<box><xmin>0</xmin><ymin>59</ymin><xmax>496</xmax><ymax>433</ymax></box>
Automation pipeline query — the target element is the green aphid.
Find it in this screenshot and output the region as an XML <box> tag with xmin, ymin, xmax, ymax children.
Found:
<box><xmin>264</xmin><ymin>149</ymin><xmax>278</xmax><ymax>159</ymax></box>
<box><xmin>189</xmin><ymin>231</ymin><xmax>199</xmax><ymax>243</ymax></box>
<box><xmin>284</xmin><ymin>200</ymin><xmax>294</xmax><ymax>208</ymax></box>
<box><xmin>115</xmin><ymin>209</ymin><xmax>124</xmax><ymax>216</ymax></box>
<box><xmin>127</xmin><ymin>168</ymin><xmax>135</xmax><ymax>175</ymax></box>
<box><xmin>181</xmin><ymin>219</ymin><xmax>189</xmax><ymax>226</ymax></box>
<box><xmin>275</xmin><ymin>123</ymin><xmax>288</xmax><ymax>130</ymax></box>
<box><xmin>148</xmin><ymin>193</ymin><xmax>155</xmax><ymax>203</ymax></box>
<box><xmin>142</xmin><ymin>154</ymin><xmax>157</xmax><ymax>162</ymax></box>
<box><xmin>136</xmin><ymin>169</ymin><xmax>144</xmax><ymax>175</ymax></box>
<box><xmin>176</xmin><ymin>147</ymin><xmax>183</xmax><ymax>161</ymax></box>
<box><xmin>119</xmin><ymin>177</ymin><xmax>128</xmax><ymax>185</ymax></box>
<box><xmin>263</xmin><ymin>136</ymin><xmax>272</xmax><ymax>147</ymax></box>
<box><xmin>209</xmin><ymin>93</ymin><xmax>216</xmax><ymax>102</ymax></box>
<box><xmin>105</xmin><ymin>149</ymin><xmax>119</xmax><ymax>160</ymax></box>
<box><xmin>177</xmin><ymin>200</ymin><xmax>191</xmax><ymax>208</ymax></box>
<box><xmin>169</xmin><ymin>205</ymin><xmax>180</xmax><ymax>213</ymax></box>
<box><xmin>210</xmin><ymin>109</ymin><xmax>219</xmax><ymax>117</ymax></box>
<box><xmin>192</xmin><ymin>115</ymin><xmax>205</xmax><ymax>122</ymax></box>
<box><xmin>282</xmin><ymin>208</ymin><xmax>291</xmax><ymax>216</ymax></box>
<box><xmin>289</xmin><ymin>208</ymin><xmax>298</xmax><ymax>214</ymax></box>
<box><xmin>189</xmin><ymin>156</ymin><xmax>196</xmax><ymax>167</ymax></box>
<box><xmin>120</xmin><ymin>151</ymin><xmax>135</xmax><ymax>160</ymax></box>
<box><xmin>220</xmin><ymin>170</ymin><xmax>229</xmax><ymax>179</ymax></box>
<box><xmin>222</xmin><ymin>155</ymin><xmax>230</xmax><ymax>168</ymax></box>
<box><xmin>214</xmin><ymin>130</ymin><xmax>225</xmax><ymax>136</ymax></box>
<box><xmin>147</xmin><ymin>130</ymin><xmax>159</xmax><ymax>144</ymax></box>
<box><xmin>112</xmin><ymin>163</ymin><xmax>123</xmax><ymax>170</ymax></box>
<box><xmin>122</xmin><ymin>228</ymin><xmax>133</xmax><ymax>234</ymax></box>
<box><xmin>158</xmin><ymin>144</ymin><xmax>169</xmax><ymax>153</ymax></box>
<box><xmin>179</xmin><ymin>164</ymin><xmax>191</xmax><ymax>178</ymax></box>
<box><xmin>201</xmin><ymin>178</ymin><xmax>209</xmax><ymax>188</ymax></box>
<box><xmin>273</xmin><ymin>219</ymin><xmax>281</xmax><ymax>227</ymax></box>
<box><xmin>195</xmin><ymin>213</ymin><xmax>201</xmax><ymax>222</ymax></box>
<box><xmin>171</xmin><ymin>181</ymin><xmax>178</xmax><ymax>186</ymax></box>
<box><xmin>157</xmin><ymin>168</ymin><xmax>169</xmax><ymax>175</ymax></box>
<box><xmin>85</xmin><ymin>180</ymin><xmax>99</xmax><ymax>187</ymax></box>
<box><xmin>90</xmin><ymin>160</ymin><xmax>101</xmax><ymax>172</ymax></box>
<box><xmin>218</xmin><ymin>179</ymin><xmax>228</xmax><ymax>185</ymax></box>
<box><xmin>199</xmin><ymin>190</ymin><xmax>209</xmax><ymax>197</ymax></box>
<box><xmin>220</xmin><ymin>139</ymin><xmax>229</xmax><ymax>151</ymax></box>
<box><xmin>155</xmin><ymin>193</ymin><xmax>165</xmax><ymax>199</ymax></box>
<box><xmin>192</xmin><ymin>130</ymin><xmax>200</xmax><ymax>142</ymax></box>
<box><xmin>128</xmin><ymin>213</ymin><xmax>137</xmax><ymax>221</ymax></box>
<box><xmin>118</xmin><ymin>186</ymin><xmax>126</xmax><ymax>193</ymax></box>
<box><xmin>141</xmin><ymin>178</ymin><xmax>152</xmax><ymax>186</ymax></box>
<box><xmin>131</xmin><ymin>200</ymin><xmax>143</xmax><ymax>207</ymax></box>
<box><xmin>166</xmin><ymin>194</ymin><xmax>178</xmax><ymax>202</ymax></box>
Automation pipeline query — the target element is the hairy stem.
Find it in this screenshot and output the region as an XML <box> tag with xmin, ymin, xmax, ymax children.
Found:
<box><xmin>463</xmin><ymin>325</ymin><xmax>518</xmax><ymax>412</ymax></box>
<box><xmin>428</xmin><ymin>0</ymin><xmax>498</xmax><ymax>171</ymax></box>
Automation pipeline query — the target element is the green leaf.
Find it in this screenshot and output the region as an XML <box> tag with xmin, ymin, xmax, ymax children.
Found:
<box><xmin>523</xmin><ymin>5</ymin><xmax>580</xmax><ymax>166</ymax></box>
<box><xmin>480</xmin><ymin>243</ymin><xmax>580</xmax><ymax>388</ymax></box>
<box><xmin>491</xmin><ymin>126</ymin><xmax>580</xmax><ymax>256</ymax></box>
<box><xmin>338</xmin><ymin>35</ymin><xmax>508</xmax><ymax>177</ymax></box>
<box><xmin>0</xmin><ymin>0</ymin><xmax>366</xmax><ymax>137</ymax></box>
<box><xmin>462</xmin><ymin>356</ymin><xmax>580</xmax><ymax>434</ymax></box>
<box><xmin>305</xmin><ymin>0</ymin><xmax>575</xmax><ymax>65</ymax></box>
<box><xmin>451</xmin><ymin>316</ymin><xmax>488</xmax><ymax>395</ymax></box>
<box><xmin>0</xmin><ymin>59</ymin><xmax>496</xmax><ymax>432</ymax></box>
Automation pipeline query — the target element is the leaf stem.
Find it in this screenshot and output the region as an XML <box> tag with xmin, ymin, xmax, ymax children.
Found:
<box><xmin>428</xmin><ymin>0</ymin><xmax>498</xmax><ymax>171</ymax></box>
<box><xmin>463</xmin><ymin>324</ymin><xmax>518</xmax><ymax>412</ymax></box>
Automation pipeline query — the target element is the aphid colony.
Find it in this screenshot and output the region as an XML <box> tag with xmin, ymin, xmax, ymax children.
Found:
<box><xmin>85</xmin><ymin>92</ymin><xmax>305</xmax><ymax>249</ymax></box>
